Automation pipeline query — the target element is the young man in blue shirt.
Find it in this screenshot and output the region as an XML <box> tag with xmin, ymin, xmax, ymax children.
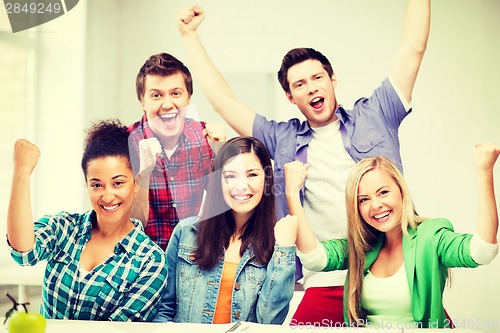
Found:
<box><xmin>176</xmin><ymin>0</ymin><xmax>430</xmax><ymax>325</ymax></box>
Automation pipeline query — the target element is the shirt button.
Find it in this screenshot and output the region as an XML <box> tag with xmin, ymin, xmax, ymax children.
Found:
<box><xmin>235</xmin><ymin>282</ymin><xmax>241</xmax><ymax>290</ymax></box>
<box><xmin>234</xmin><ymin>311</ymin><xmax>241</xmax><ymax>319</ymax></box>
<box><xmin>172</xmin><ymin>203</ymin><xmax>177</xmax><ymax>208</ymax></box>
<box><xmin>170</xmin><ymin>176</ymin><xmax>174</xmax><ymax>181</ymax></box>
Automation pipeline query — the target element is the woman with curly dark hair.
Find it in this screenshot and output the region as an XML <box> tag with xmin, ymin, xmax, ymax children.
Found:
<box><xmin>7</xmin><ymin>119</ymin><xmax>167</xmax><ymax>321</ymax></box>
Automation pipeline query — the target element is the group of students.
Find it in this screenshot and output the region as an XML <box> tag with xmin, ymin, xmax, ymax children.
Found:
<box><xmin>6</xmin><ymin>0</ymin><xmax>500</xmax><ymax>328</ymax></box>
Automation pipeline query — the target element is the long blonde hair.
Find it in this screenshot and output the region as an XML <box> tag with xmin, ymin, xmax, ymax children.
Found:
<box><xmin>345</xmin><ymin>156</ymin><xmax>426</xmax><ymax>325</ymax></box>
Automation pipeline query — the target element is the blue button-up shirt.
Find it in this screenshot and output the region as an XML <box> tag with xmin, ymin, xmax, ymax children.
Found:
<box><xmin>8</xmin><ymin>210</ymin><xmax>167</xmax><ymax>321</ymax></box>
<box><xmin>253</xmin><ymin>78</ymin><xmax>409</xmax><ymax>219</ymax></box>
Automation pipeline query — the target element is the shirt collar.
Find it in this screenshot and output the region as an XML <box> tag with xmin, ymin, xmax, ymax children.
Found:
<box><xmin>114</xmin><ymin>219</ymin><xmax>143</xmax><ymax>256</ymax></box>
<box><xmin>137</xmin><ymin>114</ymin><xmax>205</xmax><ymax>150</ymax></box>
<box><xmin>334</xmin><ymin>104</ymin><xmax>350</xmax><ymax>123</ymax></box>
<box><xmin>364</xmin><ymin>226</ymin><xmax>418</xmax><ymax>271</ymax></box>
<box><xmin>78</xmin><ymin>211</ymin><xmax>143</xmax><ymax>257</ymax></box>
<box><xmin>297</xmin><ymin>104</ymin><xmax>348</xmax><ymax>139</ymax></box>
<box><xmin>297</xmin><ymin>119</ymin><xmax>312</xmax><ymax>136</ymax></box>
<box><xmin>77</xmin><ymin>210</ymin><xmax>95</xmax><ymax>239</ymax></box>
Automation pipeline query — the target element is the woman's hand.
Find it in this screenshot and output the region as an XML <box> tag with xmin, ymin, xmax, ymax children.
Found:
<box><xmin>284</xmin><ymin>161</ymin><xmax>309</xmax><ymax>197</ymax></box>
<box><xmin>13</xmin><ymin>139</ymin><xmax>40</xmax><ymax>177</ymax></box>
<box><xmin>274</xmin><ymin>214</ymin><xmax>298</xmax><ymax>247</ymax></box>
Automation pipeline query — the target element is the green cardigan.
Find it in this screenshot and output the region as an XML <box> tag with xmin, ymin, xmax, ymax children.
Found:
<box><xmin>322</xmin><ymin>218</ymin><xmax>479</xmax><ymax>328</ymax></box>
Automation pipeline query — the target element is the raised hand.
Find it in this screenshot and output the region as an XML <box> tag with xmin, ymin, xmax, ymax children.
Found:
<box><xmin>177</xmin><ymin>5</ymin><xmax>205</xmax><ymax>36</ymax></box>
<box><xmin>274</xmin><ymin>214</ymin><xmax>298</xmax><ymax>247</ymax></box>
<box><xmin>203</xmin><ymin>123</ymin><xmax>226</xmax><ymax>143</ymax></box>
<box><xmin>13</xmin><ymin>139</ymin><xmax>40</xmax><ymax>177</ymax></box>
<box><xmin>8</xmin><ymin>139</ymin><xmax>40</xmax><ymax>251</ymax></box>
<box><xmin>474</xmin><ymin>142</ymin><xmax>499</xmax><ymax>174</ymax></box>
<box><xmin>284</xmin><ymin>161</ymin><xmax>309</xmax><ymax>196</ymax></box>
<box><xmin>138</xmin><ymin>137</ymin><xmax>162</xmax><ymax>176</ymax></box>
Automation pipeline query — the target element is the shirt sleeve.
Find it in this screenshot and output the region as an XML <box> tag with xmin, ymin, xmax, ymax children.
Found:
<box><xmin>128</xmin><ymin>127</ymin><xmax>143</xmax><ymax>177</ymax></box>
<box><xmin>297</xmin><ymin>239</ymin><xmax>327</xmax><ymax>271</ymax></box>
<box><xmin>470</xmin><ymin>234</ymin><xmax>499</xmax><ymax>265</ymax></box>
<box><xmin>153</xmin><ymin>223</ymin><xmax>183</xmax><ymax>322</ymax></box>
<box><xmin>8</xmin><ymin>214</ymin><xmax>60</xmax><ymax>266</ymax></box>
<box><xmin>321</xmin><ymin>238</ymin><xmax>349</xmax><ymax>272</ymax></box>
<box><xmin>252</xmin><ymin>115</ymin><xmax>302</xmax><ymax>161</ymax></box>
<box><xmin>374</xmin><ymin>78</ymin><xmax>410</xmax><ymax>128</ymax></box>
<box><xmin>388</xmin><ymin>76</ymin><xmax>412</xmax><ymax>112</ymax></box>
<box><xmin>256</xmin><ymin>244</ymin><xmax>296</xmax><ymax>324</ymax></box>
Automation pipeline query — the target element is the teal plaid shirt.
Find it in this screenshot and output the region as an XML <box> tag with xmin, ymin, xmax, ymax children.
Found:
<box><xmin>8</xmin><ymin>210</ymin><xmax>167</xmax><ymax>321</ymax></box>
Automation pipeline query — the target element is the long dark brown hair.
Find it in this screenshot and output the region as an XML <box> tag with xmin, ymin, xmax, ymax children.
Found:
<box><xmin>193</xmin><ymin>137</ymin><xmax>276</xmax><ymax>270</ymax></box>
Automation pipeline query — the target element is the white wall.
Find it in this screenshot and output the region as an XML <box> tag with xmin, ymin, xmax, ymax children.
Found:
<box><xmin>32</xmin><ymin>4</ymin><xmax>87</xmax><ymax>217</ymax></box>
<box><xmin>0</xmin><ymin>1</ymin><xmax>87</xmax><ymax>260</ymax></box>
<box><xmin>1</xmin><ymin>0</ymin><xmax>498</xmax><ymax>329</ymax></box>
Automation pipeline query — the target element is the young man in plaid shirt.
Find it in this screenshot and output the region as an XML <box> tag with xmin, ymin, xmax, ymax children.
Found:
<box><xmin>128</xmin><ymin>53</ymin><xmax>225</xmax><ymax>250</ymax></box>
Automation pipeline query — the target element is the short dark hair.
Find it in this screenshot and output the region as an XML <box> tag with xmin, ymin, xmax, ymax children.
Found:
<box><xmin>81</xmin><ymin>119</ymin><xmax>130</xmax><ymax>179</ymax></box>
<box><xmin>277</xmin><ymin>48</ymin><xmax>334</xmax><ymax>93</ymax></box>
<box><xmin>193</xmin><ymin>136</ymin><xmax>276</xmax><ymax>270</ymax></box>
<box><xmin>135</xmin><ymin>53</ymin><xmax>193</xmax><ymax>101</ymax></box>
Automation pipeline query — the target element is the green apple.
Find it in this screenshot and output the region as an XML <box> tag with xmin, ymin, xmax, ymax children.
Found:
<box><xmin>4</xmin><ymin>292</ymin><xmax>46</xmax><ymax>333</ymax></box>
<box><xmin>7</xmin><ymin>311</ymin><xmax>46</xmax><ymax>333</ymax></box>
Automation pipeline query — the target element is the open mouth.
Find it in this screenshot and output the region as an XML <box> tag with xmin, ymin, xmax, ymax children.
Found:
<box><xmin>101</xmin><ymin>203</ymin><xmax>121</xmax><ymax>212</ymax></box>
<box><xmin>372</xmin><ymin>210</ymin><xmax>391</xmax><ymax>222</ymax></box>
<box><xmin>159</xmin><ymin>112</ymin><xmax>179</xmax><ymax>126</ymax></box>
<box><xmin>310</xmin><ymin>97</ymin><xmax>325</xmax><ymax>111</ymax></box>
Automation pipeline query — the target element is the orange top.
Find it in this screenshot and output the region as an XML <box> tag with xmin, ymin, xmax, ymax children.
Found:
<box><xmin>213</xmin><ymin>261</ymin><xmax>238</xmax><ymax>324</ymax></box>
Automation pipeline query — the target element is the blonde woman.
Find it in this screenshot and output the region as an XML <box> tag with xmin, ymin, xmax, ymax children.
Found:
<box><xmin>285</xmin><ymin>143</ymin><xmax>499</xmax><ymax>328</ymax></box>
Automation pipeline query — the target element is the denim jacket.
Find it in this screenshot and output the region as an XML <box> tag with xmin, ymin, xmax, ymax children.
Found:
<box><xmin>154</xmin><ymin>216</ymin><xmax>296</xmax><ymax>324</ymax></box>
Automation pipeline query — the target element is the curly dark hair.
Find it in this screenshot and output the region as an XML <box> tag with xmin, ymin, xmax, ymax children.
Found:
<box><xmin>81</xmin><ymin>119</ymin><xmax>131</xmax><ymax>179</ymax></box>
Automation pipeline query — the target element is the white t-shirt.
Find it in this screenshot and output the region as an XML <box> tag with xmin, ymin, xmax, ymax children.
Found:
<box><xmin>302</xmin><ymin>119</ymin><xmax>355</xmax><ymax>289</ymax></box>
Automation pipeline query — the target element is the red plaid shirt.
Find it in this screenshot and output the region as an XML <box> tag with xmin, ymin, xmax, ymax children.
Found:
<box><xmin>128</xmin><ymin>115</ymin><xmax>214</xmax><ymax>250</ymax></box>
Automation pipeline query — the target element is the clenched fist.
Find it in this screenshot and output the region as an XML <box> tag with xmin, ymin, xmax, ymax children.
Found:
<box><xmin>274</xmin><ymin>214</ymin><xmax>298</xmax><ymax>247</ymax></box>
<box><xmin>177</xmin><ymin>5</ymin><xmax>205</xmax><ymax>36</ymax></box>
<box><xmin>13</xmin><ymin>139</ymin><xmax>40</xmax><ymax>177</ymax></box>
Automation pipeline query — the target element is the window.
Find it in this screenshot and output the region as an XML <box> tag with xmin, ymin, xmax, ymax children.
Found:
<box><xmin>0</xmin><ymin>10</ymin><xmax>36</xmax><ymax>256</ymax></box>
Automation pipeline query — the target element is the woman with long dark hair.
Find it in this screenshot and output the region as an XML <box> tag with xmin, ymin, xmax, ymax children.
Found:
<box><xmin>155</xmin><ymin>136</ymin><xmax>297</xmax><ymax>324</ymax></box>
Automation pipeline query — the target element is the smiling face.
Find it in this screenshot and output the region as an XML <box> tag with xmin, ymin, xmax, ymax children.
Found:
<box><xmin>286</xmin><ymin>59</ymin><xmax>338</xmax><ymax>128</ymax></box>
<box><xmin>140</xmin><ymin>73</ymin><xmax>191</xmax><ymax>149</ymax></box>
<box><xmin>221</xmin><ymin>152</ymin><xmax>265</xmax><ymax>223</ymax></box>
<box><xmin>86</xmin><ymin>156</ymin><xmax>138</xmax><ymax>226</ymax></box>
<box><xmin>357</xmin><ymin>168</ymin><xmax>403</xmax><ymax>237</ymax></box>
